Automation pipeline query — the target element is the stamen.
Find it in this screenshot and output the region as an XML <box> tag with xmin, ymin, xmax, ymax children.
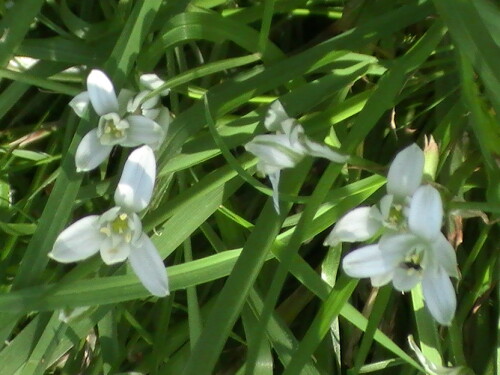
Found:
<box><xmin>97</xmin><ymin>114</ymin><xmax>128</xmax><ymax>144</ymax></box>
<box><xmin>400</xmin><ymin>246</ymin><xmax>424</xmax><ymax>274</ymax></box>
<box><xmin>111</xmin><ymin>213</ymin><xmax>130</xmax><ymax>234</ymax></box>
<box><xmin>387</xmin><ymin>204</ymin><xmax>405</xmax><ymax>227</ymax></box>
<box><xmin>100</xmin><ymin>227</ymin><xmax>111</xmax><ymax>236</ymax></box>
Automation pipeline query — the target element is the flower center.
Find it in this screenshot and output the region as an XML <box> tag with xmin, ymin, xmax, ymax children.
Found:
<box><xmin>97</xmin><ymin>113</ymin><xmax>129</xmax><ymax>145</ymax></box>
<box><xmin>111</xmin><ymin>213</ymin><xmax>129</xmax><ymax>233</ymax></box>
<box><xmin>99</xmin><ymin>209</ymin><xmax>138</xmax><ymax>244</ymax></box>
<box><xmin>385</xmin><ymin>203</ymin><xmax>406</xmax><ymax>230</ymax></box>
<box><xmin>400</xmin><ymin>245</ymin><xmax>425</xmax><ymax>275</ymax></box>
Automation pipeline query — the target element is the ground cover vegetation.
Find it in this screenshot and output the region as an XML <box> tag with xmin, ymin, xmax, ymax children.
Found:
<box><xmin>0</xmin><ymin>0</ymin><xmax>498</xmax><ymax>374</ymax></box>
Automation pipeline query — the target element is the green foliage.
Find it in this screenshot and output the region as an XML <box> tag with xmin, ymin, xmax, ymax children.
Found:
<box><xmin>0</xmin><ymin>0</ymin><xmax>497</xmax><ymax>374</ymax></box>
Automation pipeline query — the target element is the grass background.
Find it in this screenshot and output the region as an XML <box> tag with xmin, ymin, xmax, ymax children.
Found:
<box><xmin>0</xmin><ymin>0</ymin><xmax>498</xmax><ymax>374</ymax></box>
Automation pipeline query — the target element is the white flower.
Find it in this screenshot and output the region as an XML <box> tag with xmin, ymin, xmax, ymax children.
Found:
<box><xmin>70</xmin><ymin>70</ymin><xmax>164</xmax><ymax>172</ymax></box>
<box><xmin>246</xmin><ymin>102</ymin><xmax>346</xmax><ymax>213</ymax></box>
<box><xmin>245</xmin><ymin>129</ymin><xmax>306</xmax><ymax>213</ymax></box>
<box><xmin>125</xmin><ymin>74</ymin><xmax>172</xmax><ymax>149</ymax></box>
<box><xmin>324</xmin><ymin>144</ymin><xmax>424</xmax><ymax>246</ymax></box>
<box><xmin>342</xmin><ymin>185</ymin><xmax>458</xmax><ymax>325</ymax></box>
<box><xmin>49</xmin><ymin>146</ymin><xmax>169</xmax><ymax>297</ymax></box>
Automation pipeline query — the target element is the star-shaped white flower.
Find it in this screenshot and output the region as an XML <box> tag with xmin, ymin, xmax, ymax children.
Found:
<box><xmin>69</xmin><ymin>70</ymin><xmax>165</xmax><ymax>172</ymax></box>
<box><xmin>245</xmin><ymin>101</ymin><xmax>347</xmax><ymax>213</ymax></box>
<box><xmin>49</xmin><ymin>146</ymin><xmax>169</xmax><ymax>297</ymax></box>
<box><xmin>324</xmin><ymin>143</ymin><xmax>425</xmax><ymax>246</ymax></box>
<box><xmin>342</xmin><ymin>185</ymin><xmax>458</xmax><ymax>325</ymax></box>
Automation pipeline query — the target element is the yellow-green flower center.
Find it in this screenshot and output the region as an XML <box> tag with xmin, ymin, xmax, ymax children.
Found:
<box><xmin>97</xmin><ymin>113</ymin><xmax>129</xmax><ymax>145</ymax></box>
<box><xmin>387</xmin><ymin>204</ymin><xmax>405</xmax><ymax>227</ymax></box>
<box><xmin>401</xmin><ymin>247</ymin><xmax>424</xmax><ymax>274</ymax></box>
<box><xmin>99</xmin><ymin>212</ymin><xmax>133</xmax><ymax>243</ymax></box>
<box><xmin>102</xmin><ymin>118</ymin><xmax>126</xmax><ymax>139</ymax></box>
<box><xmin>111</xmin><ymin>213</ymin><xmax>129</xmax><ymax>233</ymax></box>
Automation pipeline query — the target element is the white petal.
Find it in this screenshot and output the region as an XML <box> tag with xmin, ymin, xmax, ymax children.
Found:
<box><xmin>130</xmin><ymin>213</ymin><xmax>144</xmax><ymax>243</ymax></box>
<box><xmin>303</xmin><ymin>139</ymin><xmax>347</xmax><ymax>163</ymax></box>
<box><xmin>392</xmin><ymin>267</ymin><xmax>420</xmax><ymax>291</ymax></box>
<box><xmin>129</xmin><ymin>234</ymin><xmax>169</xmax><ymax>297</ymax></box>
<box><xmin>127</xmin><ymin>91</ymin><xmax>150</xmax><ymax>114</ymax></box>
<box><xmin>257</xmin><ymin>160</ymin><xmax>280</xmax><ymax>176</ymax></box>
<box><xmin>378</xmin><ymin>233</ymin><xmax>416</xmax><ymax>266</ymax></box>
<box><xmin>49</xmin><ymin>216</ymin><xmax>102</xmax><ymax>263</ymax></box>
<box><xmin>371</xmin><ymin>272</ymin><xmax>393</xmax><ymax>287</ymax></box>
<box><xmin>122</xmin><ymin>115</ymin><xmax>165</xmax><ymax>149</ymax></box>
<box><xmin>99</xmin><ymin>206</ymin><xmax>122</xmax><ymax>223</ymax></box>
<box><xmin>148</xmin><ymin>107</ymin><xmax>171</xmax><ymax>149</ymax></box>
<box><xmin>264</xmin><ymin>100</ymin><xmax>289</xmax><ymax>131</ymax></box>
<box><xmin>87</xmin><ymin>69</ymin><xmax>119</xmax><ymax>116</ymax></box>
<box><xmin>378</xmin><ymin>194</ymin><xmax>393</xmax><ymax>221</ymax></box>
<box><xmin>282</xmin><ymin>119</ymin><xmax>305</xmax><ymax>146</ymax></box>
<box><xmin>143</xmin><ymin>95</ymin><xmax>160</xmax><ymax>110</ymax></box>
<box><xmin>431</xmin><ymin>233</ymin><xmax>459</xmax><ymax>278</ymax></box>
<box><xmin>245</xmin><ymin>134</ymin><xmax>304</xmax><ymax>170</ymax></box>
<box><xmin>114</xmin><ymin>145</ymin><xmax>156</xmax><ymax>212</ymax></box>
<box><xmin>69</xmin><ymin>91</ymin><xmax>90</xmax><ymax>118</ymax></box>
<box><xmin>143</xmin><ymin>108</ymin><xmax>160</xmax><ymax>121</ymax></box>
<box><xmin>422</xmin><ymin>266</ymin><xmax>456</xmax><ymax>325</ymax></box>
<box><xmin>100</xmin><ymin>239</ymin><xmax>130</xmax><ymax>265</ymax></box>
<box><xmin>268</xmin><ymin>171</ymin><xmax>280</xmax><ymax>214</ymax></box>
<box><xmin>387</xmin><ymin>144</ymin><xmax>424</xmax><ymax>198</ymax></box>
<box><xmin>75</xmin><ymin>129</ymin><xmax>112</xmax><ymax>172</ymax></box>
<box><xmin>342</xmin><ymin>245</ymin><xmax>392</xmax><ymax>278</ymax></box>
<box><xmin>408</xmin><ymin>185</ymin><xmax>443</xmax><ymax>241</ymax></box>
<box><xmin>140</xmin><ymin>73</ymin><xmax>170</xmax><ymax>95</ymax></box>
<box><xmin>156</xmin><ymin>107</ymin><xmax>171</xmax><ymax>133</ymax></box>
<box><xmin>324</xmin><ymin>206</ymin><xmax>382</xmax><ymax>246</ymax></box>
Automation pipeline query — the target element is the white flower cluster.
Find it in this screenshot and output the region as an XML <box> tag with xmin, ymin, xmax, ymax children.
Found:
<box><xmin>324</xmin><ymin>144</ymin><xmax>458</xmax><ymax>325</ymax></box>
<box><xmin>49</xmin><ymin>70</ymin><xmax>170</xmax><ymax>297</ymax></box>
<box><xmin>245</xmin><ymin>100</ymin><xmax>347</xmax><ymax>213</ymax></box>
